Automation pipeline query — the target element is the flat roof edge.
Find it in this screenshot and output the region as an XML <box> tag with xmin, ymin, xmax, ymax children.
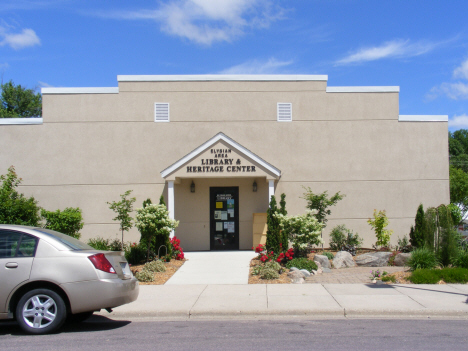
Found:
<box><xmin>41</xmin><ymin>87</ymin><xmax>119</xmax><ymax>94</ymax></box>
<box><xmin>326</xmin><ymin>86</ymin><xmax>400</xmax><ymax>93</ymax></box>
<box><xmin>117</xmin><ymin>74</ymin><xmax>328</xmax><ymax>82</ymax></box>
<box><xmin>399</xmin><ymin>115</ymin><xmax>448</xmax><ymax>122</ymax></box>
<box><xmin>0</xmin><ymin>118</ymin><xmax>43</xmax><ymax>125</ymax></box>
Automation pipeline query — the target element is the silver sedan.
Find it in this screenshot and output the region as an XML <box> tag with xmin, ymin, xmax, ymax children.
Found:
<box><xmin>0</xmin><ymin>224</ymin><xmax>139</xmax><ymax>334</ymax></box>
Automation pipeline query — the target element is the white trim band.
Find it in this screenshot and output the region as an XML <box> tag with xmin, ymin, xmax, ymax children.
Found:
<box><xmin>41</xmin><ymin>87</ymin><xmax>119</xmax><ymax>94</ymax></box>
<box><xmin>399</xmin><ymin>115</ymin><xmax>448</xmax><ymax>122</ymax></box>
<box><xmin>326</xmin><ymin>86</ymin><xmax>400</xmax><ymax>93</ymax></box>
<box><xmin>161</xmin><ymin>132</ymin><xmax>281</xmax><ymax>179</ymax></box>
<box><xmin>0</xmin><ymin>118</ymin><xmax>43</xmax><ymax>125</ymax></box>
<box><xmin>118</xmin><ymin>74</ymin><xmax>328</xmax><ymax>82</ymax></box>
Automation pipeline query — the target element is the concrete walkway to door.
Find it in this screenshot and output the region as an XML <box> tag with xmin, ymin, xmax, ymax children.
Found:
<box><xmin>165</xmin><ymin>251</ymin><xmax>257</xmax><ymax>285</ymax></box>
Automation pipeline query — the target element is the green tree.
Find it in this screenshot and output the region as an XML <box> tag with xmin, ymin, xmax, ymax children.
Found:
<box><xmin>0</xmin><ymin>80</ymin><xmax>42</xmax><ymax>118</ymax></box>
<box><xmin>301</xmin><ymin>188</ymin><xmax>345</xmax><ymax>228</ymax></box>
<box><xmin>107</xmin><ymin>190</ymin><xmax>136</xmax><ymax>250</ymax></box>
<box><xmin>265</xmin><ymin>195</ymin><xmax>281</xmax><ymax>253</ymax></box>
<box><xmin>41</xmin><ymin>207</ymin><xmax>84</xmax><ymax>239</ymax></box>
<box><xmin>450</xmin><ymin>166</ymin><xmax>468</xmax><ymax>220</ymax></box>
<box><xmin>0</xmin><ymin>166</ymin><xmax>41</xmax><ymax>226</ymax></box>
<box><xmin>368</xmin><ymin>209</ymin><xmax>393</xmax><ymax>248</ymax></box>
<box><xmin>410</xmin><ymin>204</ymin><xmax>426</xmax><ymax>249</ymax></box>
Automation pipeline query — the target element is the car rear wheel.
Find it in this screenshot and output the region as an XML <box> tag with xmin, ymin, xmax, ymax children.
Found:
<box><xmin>16</xmin><ymin>288</ymin><xmax>67</xmax><ymax>334</ymax></box>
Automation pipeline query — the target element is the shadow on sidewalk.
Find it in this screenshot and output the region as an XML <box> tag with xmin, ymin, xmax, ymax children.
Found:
<box><xmin>366</xmin><ymin>283</ymin><xmax>468</xmax><ymax>302</ymax></box>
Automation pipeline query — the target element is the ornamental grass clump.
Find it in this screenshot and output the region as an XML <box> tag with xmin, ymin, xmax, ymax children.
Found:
<box><xmin>453</xmin><ymin>250</ymin><xmax>468</xmax><ymax>269</ymax></box>
<box><xmin>407</xmin><ymin>247</ymin><xmax>439</xmax><ymax>271</ymax></box>
<box><xmin>285</xmin><ymin>257</ymin><xmax>317</xmax><ymax>272</ymax></box>
<box><xmin>321</xmin><ymin>251</ymin><xmax>334</xmax><ymax>260</ymax></box>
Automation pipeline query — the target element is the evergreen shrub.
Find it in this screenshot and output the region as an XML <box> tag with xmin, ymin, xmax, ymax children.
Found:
<box><xmin>329</xmin><ymin>225</ymin><xmax>362</xmax><ymax>251</ymax></box>
<box><xmin>409</xmin><ymin>268</ymin><xmax>468</xmax><ymax>284</ymax></box>
<box><xmin>125</xmin><ymin>243</ymin><xmax>147</xmax><ymax>265</ymax></box>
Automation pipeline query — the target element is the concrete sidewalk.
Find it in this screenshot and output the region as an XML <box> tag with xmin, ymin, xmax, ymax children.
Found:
<box><xmin>165</xmin><ymin>251</ymin><xmax>257</xmax><ymax>285</ymax></box>
<box><xmin>100</xmin><ymin>283</ymin><xmax>468</xmax><ymax>321</ymax></box>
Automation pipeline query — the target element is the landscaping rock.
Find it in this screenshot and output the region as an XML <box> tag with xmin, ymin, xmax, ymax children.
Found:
<box><xmin>290</xmin><ymin>267</ymin><xmax>299</xmax><ymax>272</ymax></box>
<box><xmin>291</xmin><ymin>277</ymin><xmax>304</xmax><ymax>284</ymax></box>
<box><xmin>299</xmin><ymin>269</ymin><xmax>311</xmax><ymax>277</ymax></box>
<box><xmin>311</xmin><ymin>270</ymin><xmax>317</xmax><ymax>275</ymax></box>
<box><xmin>321</xmin><ymin>268</ymin><xmax>331</xmax><ymax>273</ymax></box>
<box><xmin>287</xmin><ymin>270</ymin><xmax>305</xmax><ymax>279</ymax></box>
<box><xmin>317</xmin><ymin>268</ymin><xmax>324</xmax><ymax>274</ymax></box>
<box><xmin>333</xmin><ymin>251</ymin><xmax>356</xmax><ymax>269</ymax></box>
<box><xmin>394</xmin><ymin>253</ymin><xmax>411</xmax><ymax>266</ymax></box>
<box><xmin>355</xmin><ymin>252</ymin><xmax>392</xmax><ymax>267</ymax></box>
<box><xmin>314</xmin><ymin>254</ymin><xmax>331</xmax><ymax>269</ymax></box>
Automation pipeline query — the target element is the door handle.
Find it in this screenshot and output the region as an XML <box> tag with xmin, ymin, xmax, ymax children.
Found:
<box><xmin>5</xmin><ymin>262</ymin><xmax>18</xmax><ymax>268</ymax></box>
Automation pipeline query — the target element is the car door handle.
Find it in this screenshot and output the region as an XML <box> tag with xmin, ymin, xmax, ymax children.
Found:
<box><xmin>5</xmin><ymin>262</ymin><xmax>18</xmax><ymax>268</ymax></box>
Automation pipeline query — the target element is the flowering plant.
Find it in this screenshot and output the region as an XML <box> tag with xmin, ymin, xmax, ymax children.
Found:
<box><xmin>276</xmin><ymin>248</ymin><xmax>294</xmax><ymax>264</ymax></box>
<box><xmin>370</xmin><ymin>269</ymin><xmax>381</xmax><ymax>280</ymax></box>
<box><xmin>170</xmin><ymin>236</ymin><xmax>184</xmax><ymax>260</ymax></box>
<box><xmin>275</xmin><ymin>211</ymin><xmax>323</xmax><ymax>250</ymax></box>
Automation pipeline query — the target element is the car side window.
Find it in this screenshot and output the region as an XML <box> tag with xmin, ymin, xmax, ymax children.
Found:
<box><xmin>0</xmin><ymin>230</ymin><xmax>38</xmax><ymax>258</ymax></box>
<box><xmin>17</xmin><ymin>234</ymin><xmax>38</xmax><ymax>257</ymax></box>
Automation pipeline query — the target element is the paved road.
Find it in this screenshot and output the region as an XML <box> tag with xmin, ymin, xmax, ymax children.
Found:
<box><xmin>1</xmin><ymin>317</ymin><xmax>467</xmax><ymax>350</ymax></box>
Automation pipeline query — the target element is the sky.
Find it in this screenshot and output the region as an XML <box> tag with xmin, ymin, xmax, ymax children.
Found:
<box><xmin>1</xmin><ymin>0</ymin><xmax>468</xmax><ymax>131</ymax></box>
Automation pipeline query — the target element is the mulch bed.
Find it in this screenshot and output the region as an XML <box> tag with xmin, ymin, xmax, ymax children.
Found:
<box><xmin>130</xmin><ymin>259</ymin><xmax>186</xmax><ymax>285</ymax></box>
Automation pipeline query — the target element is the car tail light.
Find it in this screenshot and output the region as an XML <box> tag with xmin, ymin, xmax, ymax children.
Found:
<box><xmin>88</xmin><ymin>253</ymin><xmax>116</xmax><ymax>274</ymax></box>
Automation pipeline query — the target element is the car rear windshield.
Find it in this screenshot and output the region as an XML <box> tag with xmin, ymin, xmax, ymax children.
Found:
<box><xmin>36</xmin><ymin>228</ymin><xmax>94</xmax><ymax>250</ymax></box>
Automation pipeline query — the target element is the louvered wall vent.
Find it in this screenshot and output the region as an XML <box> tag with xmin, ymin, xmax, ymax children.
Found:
<box><xmin>277</xmin><ymin>103</ymin><xmax>292</xmax><ymax>122</ymax></box>
<box><xmin>154</xmin><ymin>103</ymin><xmax>170</xmax><ymax>122</ymax></box>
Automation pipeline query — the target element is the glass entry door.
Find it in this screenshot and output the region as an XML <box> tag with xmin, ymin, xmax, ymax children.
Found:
<box><xmin>210</xmin><ymin>187</ymin><xmax>239</xmax><ymax>250</ymax></box>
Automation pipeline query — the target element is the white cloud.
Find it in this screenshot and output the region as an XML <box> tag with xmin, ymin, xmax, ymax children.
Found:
<box><xmin>449</xmin><ymin>115</ymin><xmax>468</xmax><ymax>129</ymax></box>
<box><xmin>38</xmin><ymin>81</ymin><xmax>54</xmax><ymax>88</ymax></box>
<box><xmin>219</xmin><ymin>57</ymin><xmax>293</xmax><ymax>74</ymax></box>
<box><xmin>0</xmin><ymin>27</ymin><xmax>41</xmax><ymax>50</ymax></box>
<box><xmin>97</xmin><ymin>0</ymin><xmax>285</xmax><ymax>45</ymax></box>
<box><xmin>336</xmin><ymin>39</ymin><xmax>437</xmax><ymax>65</ymax></box>
<box><xmin>429</xmin><ymin>59</ymin><xmax>468</xmax><ymax>100</ymax></box>
<box><xmin>453</xmin><ymin>59</ymin><xmax>468</xmax><ymax>80</ymax></box>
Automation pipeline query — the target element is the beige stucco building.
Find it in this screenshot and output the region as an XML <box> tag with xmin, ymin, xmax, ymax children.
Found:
<box><xmin>0</xmin><ymin>75</ymin><xmax>449</xmax><ymax>250</ymax></box>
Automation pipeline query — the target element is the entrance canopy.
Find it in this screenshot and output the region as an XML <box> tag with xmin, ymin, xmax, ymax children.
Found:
<box><xmin>161</xmin><ymin>132</ymin><xmax>281</xmax><ymax>181</ymax></box>
<box><xmin>160</xmin><ymin>133</ymin><xmax>281</xmax><ymax>235</ymax></box>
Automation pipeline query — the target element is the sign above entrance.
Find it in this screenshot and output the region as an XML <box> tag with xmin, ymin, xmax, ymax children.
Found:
<box><xmin>161</xmin><ymin>132</ymin><xmax>281</xmax><ymax>181</ymax></box>
<box><xmin>186</xmin><ymin>147</ymin><xmax>257</xmax><ymax>174</ymax></box>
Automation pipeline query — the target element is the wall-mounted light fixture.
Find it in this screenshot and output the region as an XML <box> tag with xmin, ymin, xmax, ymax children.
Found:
<box><xmin>253</xmin><ymin>180</ymin><xmax>257</xmax><ymax>192</ymax></box>
<box><xmin>190</xmin><ymin>180</ymin><xmax>195</xmax><ymax>193</ymax></box>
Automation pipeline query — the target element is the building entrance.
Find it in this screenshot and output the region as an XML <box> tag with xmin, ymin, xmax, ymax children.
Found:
<box><xmin>210</xmin><ymin>187</ymin><xmax>239</xmax><ymax>250</ymax></box>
